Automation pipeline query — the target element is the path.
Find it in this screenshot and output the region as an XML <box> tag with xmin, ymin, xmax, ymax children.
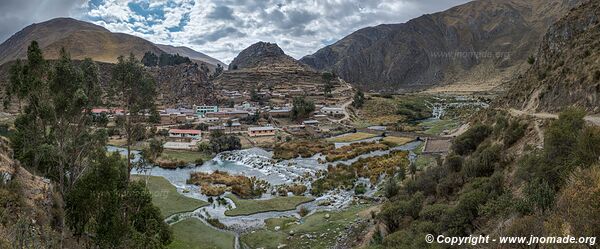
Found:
<box><xmin>508</xmin><ymin>108</ymin><xmax>600</xmax><ymax>126</ymax></box>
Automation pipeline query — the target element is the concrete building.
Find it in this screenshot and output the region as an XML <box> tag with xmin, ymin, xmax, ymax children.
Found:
<box><xmin>168</xmin><ymin>129</ymin><xmax>201</xmax><ymax>140</ymax></box>
<box><xmin>248</xmin><ymin>126</ymin><xmax>276</xmax><ymax>137</ymax></box>
<box><xmin>194</xmin><ymin>105</ymin><xmax>218</xmax><ymax>117</ymax></box>
<box><xmin>321</xmin><ymin>107</ymin><xmax>344</xmax><ymax>115</ymax></box>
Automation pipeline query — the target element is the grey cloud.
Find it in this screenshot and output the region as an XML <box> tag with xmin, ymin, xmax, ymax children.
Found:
<box><xmin>207</xmin><ymin>6</ymin><xmax>235</xmax><ymax>20</ymax></box>
<box><xmin>191</xmin><ymin>27</ymin><xmax>246</xmax><ymax>45</ymax></box>
<box><xmin>0</xmin><ymin>0</ymin><xmax>86</xmax><ymax>42</ymax></box>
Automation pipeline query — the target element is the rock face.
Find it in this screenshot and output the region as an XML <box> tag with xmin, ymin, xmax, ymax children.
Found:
<box><xmin>502</xmin><ymin>0</ymin><xmax>600</xmax><ymax>113</ymax></box>
<box><xmin>148</xmin><ymin>63</ymin><xmax>217</xmax><ymax>107</ymax></box>
<box><xmin>0</xmin><ymin>18</ymin><xmax>222</xmax><ymax>68</ymax></box>
<box><xmin>300</xmin><ymin>0</ymin><xmax>585</xmax><ymax>92</ymax></box>
<box><xmin>228</xmin><ymin>42</ymin><xmax>306</xmax><ymax>71</ymax></box>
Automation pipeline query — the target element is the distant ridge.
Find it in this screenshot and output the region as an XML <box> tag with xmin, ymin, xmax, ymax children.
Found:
<box><xmin>0</xmin><ymin>17</ymin><xmax>222</xmax><ymax>68</ymax></box>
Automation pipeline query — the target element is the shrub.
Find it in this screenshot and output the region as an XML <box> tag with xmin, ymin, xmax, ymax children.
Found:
<box><xmin>523</xmin><ymin>178</ymin><xmax>555</xmax><ymax>212</ymax></box>
<box><xmin>503</xmin><ymin>120</ymin><xmax>526</xmax><ymax>146</ymax></box>
<box><xmin>451</xmin><ymin>124</ymin><xmax>492</xmax><ymax>155</ymax></box>
<box><xmin>462</xmin><ymin>143</ymin><xmax>502</xmax><ymax>178</ymax></box>
<box><xmin>355</xmin><ymin>183</ymin><xmax>367</xmax><ymax>195</ymax></box>
<box><xmin>444</xmin><ymin>154</ymin><xmax>463</xmax><ymax>172</ymax></box>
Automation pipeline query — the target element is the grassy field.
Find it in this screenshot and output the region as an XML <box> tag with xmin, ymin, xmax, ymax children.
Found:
<box><xmin>327</xmin><ymin>132</ymin><xmax>378</xmax><ymax>143</ymax></box>
<box><xmin>225</xmin><ymin>194</ymin><xmax>314</xmax><ymax>216</ymax></box>
<box><xmin>132</xmin><ymin>175</ymin><xmax>208</xmax><ymax>217</ymax></box>
<box><xmin>418</xmin><ymin>118</ymin><xmax>460</xmax><ymax>135</ymax></box>
<box><xmin>168</xmin><ymin>218</ymin><xmax>235</xmax><ymax>249</ymax></box>
<box><xmin>241</xmin><ymin>205</ymin><xmax>371</xmax><ymax>249</ymax></box>
<box><xmin>382</xmin><ymin>136</ymin><xmax>413</xmax><ymax>146</ymax></box>
<box><xmin>160</xmin><ymin>149</ymin><xmax>213</xmax><ymax>164</ymax></box>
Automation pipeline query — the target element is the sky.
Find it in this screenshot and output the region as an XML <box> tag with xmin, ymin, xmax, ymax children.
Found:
<box><xmin>0</xmin><ymin>0</ymin><xmax>471</xmax><ymax>63</ymax></box>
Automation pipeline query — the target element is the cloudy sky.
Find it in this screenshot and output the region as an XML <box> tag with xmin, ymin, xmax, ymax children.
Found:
<box><xmin>0</xmin><ymin>0</ymin><xmax>470</xmax><ymax>63</ymax></box>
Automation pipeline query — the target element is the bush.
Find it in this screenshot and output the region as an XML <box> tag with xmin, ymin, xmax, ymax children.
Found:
<box><xmin>462</xmin><ymin>143</ymin><xmax>502</xmax><ymax>178</ymax></box>
<box><xmin>503</xmin><ymin>120</ymin><xmax>526</xmax><ymax>146</ymax></box>
<box><xmin>354</xmin><ymin>183</ymin><xmax>367</xmax><ymax>195</ymax></box>
<box><xmin>523</xmin><ymin>178</ymin><xmax>555</xmax><ymax>212</ymax></box>
<box><xmin>444</xmin><ymin>154</ymin><xmax>463</xmax><ymax>172</ymax></box>
<box><xmin>451</xmin><ymin>124</ymin><xmax>492</xmax><ymax>155</ymax></box>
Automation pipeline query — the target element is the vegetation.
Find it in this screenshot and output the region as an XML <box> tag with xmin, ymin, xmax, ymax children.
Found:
<box><xmin>187</xmin><ymin>171</ymin><xmax>269</xmax><ymax>199</ymax></box>
<box><xmin>142</xmin><ymin>51</ymin><xmax>192</xmax><ymax>67</ymax></box>
<box><xmin>241</xmin><ymin>205</ymin><xmax>371</xmax><ymax>249</ymax></box>
<box><xmin>110</xmin><ymin>53</ymin><xmax>157</xmax><ymax>179</ymax></box>
<box><xmin>224</xmin><ymin>194</ymin><xmax>314</xmax><ymax>216</ymax></box>
<box><xmin>167</xmin><ymin>218</ymin><xmax>234</xmax><ymax>249</ymax></box>
<box><xmin>273</xmin><ymin>139</ymin><xmax>334</xmax><ymax>160</ymax></box>
<box><xmin>132</xmin><ymin>175</ymin><xmax>208</xmax><ymax>217</ymax></box>
<box><xmin>326</xmin><ymin>132</ymin><xmax>378</xmax><ymax>143</ymax></box>
<box><xmin>371</xmin><ymin>108</ymin><xmax>600</xmax><ymax>248</ymax></box>
<box><xmin>209</xmin><ymin>130</ymin><xmax>241</xmax><ymax>153</ymax></box>
<box><xmin>5</xmin><ymin>42</ymin><xmax>171</xmax><ymax>248</ymax></box>
<box><xmin>324</xmin><ymin>142</ymin><xmax>388</xmax><ymax>162</ymax></box>
<box><xmin>291</xmin><ymin>96</ymin><xmax>316</xmax><ymax>121</ymax></box>
<box><xmin>352</xmin><ymin>90</ymin><xmax>365</xmax><ymax>108</ymax></box>
<box><xmin>311</xmin><ymin>151</ymin><xmax>409</xmax><ymax>195</ymax></box>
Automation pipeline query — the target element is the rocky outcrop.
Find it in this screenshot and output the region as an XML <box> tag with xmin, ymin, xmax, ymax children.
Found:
<box><xmin>148</xmin><ymin>63</ymin><xmax>217</xmax><ymax>107</ymax></box>
<box><xmin>228</xmin><ymin>42</ymin><xmax>307</xmax><ymax>71</ymax></box>
<box><xmin>301</xmin><ymin>0</ymin><xmax>585</xmax><ymax>92</ymax></box>
<box><xmin>502</xmin><ymin>0</ymin><xmax>600</xmax><ymax>113</ymax></box>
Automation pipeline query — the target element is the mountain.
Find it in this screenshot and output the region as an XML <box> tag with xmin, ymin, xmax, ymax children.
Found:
<box><xmin>156</xmin><ymin>44</ymin><xmax>226</xmax><ymax>69</ymax></box>
<box><xmin>0</xmin><ymin>18</ymin><xmax>222</xmax><ymax>68</ymax></box>
<box><xmin>215</xmin><ymin>42</ymin><xmax>322</xmax><ymax>92</ymax></box>
<box><xmin>502</xmin><ymin>0</ymin><xmax>600</xmax><ymax>113</ymax></box>
<box><xmin>301</xmin><ymin>0</ymin><xmax>585</xmax><ymax>92</ymax></box>
<box><xmin>228</xmin><ymin>42</ymin><xmax>308</xmax><ymax>71</ymax></box>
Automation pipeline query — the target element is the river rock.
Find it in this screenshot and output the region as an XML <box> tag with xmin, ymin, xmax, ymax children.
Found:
<box><xmin>274</xmin><ymin>226</ymin><xmax>281</xmax><ymax>231</ymax></box>
<box><xmin>324</xmin><ymin>214</ymin><xmax>330</xmax><ymax>219</ymax></box>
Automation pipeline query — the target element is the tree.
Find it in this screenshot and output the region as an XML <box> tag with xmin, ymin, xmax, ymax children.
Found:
<box><xmin>352</xmin><ymin>90</ymin><xmax>365</xmax><ymax>108</ymax></box>
<box><xmin>322</xmin><ymin>72</ymin><xmax>334</xmax><ymax>96</ymax></box>
<box><xmin>384</xmin><ymin>177</ymin><xmax>399</xmax><ymax>198</ymax></box>
<box><xmin>209</xmin><ymin>130</ymin><xmax>241</xmax><ymax>153</ymax></box>
<box><xmin>290</xmin><ymin>96</ymin><xmax>315</xmax><ymax>121</ymax></box>
<box><xmin>141</xmin><ymin>51</ymin><xmax>158</xmax><ymax>67</ymax></box>
<box><xmin>110</xmin><ymin>54</ymin><xmax>157</xmax><ymax>180</ymax></box>
<box><xmin>66</xmin><ymin>152</ymin><xmax>172</xmax><ymax>248</ymax></box>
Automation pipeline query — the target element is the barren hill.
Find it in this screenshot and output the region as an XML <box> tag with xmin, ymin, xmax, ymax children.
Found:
<box><xmin>301</xmin><ymin>0</ymin><xmax>585</xmax><ymax>92</ymax></box>
<box><xmin>501</xmin><ymin>0</ymin><xmax>600</xmax><ymax>114</ymax></box>
<box><xmin>0</xmin><ymin>18</ymin><xmax>222</xmax><ymax>68</ymax></box>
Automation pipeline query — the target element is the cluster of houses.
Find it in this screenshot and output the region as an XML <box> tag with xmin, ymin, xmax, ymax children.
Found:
<box><xmin>92</xmin><ymin>100</ymin><xmax>346</xmax><ymax>150</ymax></box>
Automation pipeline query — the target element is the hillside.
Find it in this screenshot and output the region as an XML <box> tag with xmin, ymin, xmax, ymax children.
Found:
<box><xmin>156</xmin><ymin>44</ymin><xmax>227</xmax><ymax>69</ymax></box>
<box><xmin>0</xmin><ymin>18</ymin><xmax>222</xmax><ymax>68</ymax></box>
<box><xmin>502</xmin><ymin>0</ymin><xmax>600</xmax><ymax>114</ymax></box>
<box><xmin>215</xmin><ymin>42</ymin><xmax>323</xmax><ymax>92</ymax></box>
<box><xmin>228</xmin><ymin>42</ymin><xmax>307</xmax><ymax>71</ymax></box>
<box><xmin>0</xmin><ymin>60</ymin><xmax>216</xmax><ymax>110</ymax></box>
<box><xmin>301</xmin><ymin>0</ymin><xmax>584</xmax><ymax>92</ymax></box>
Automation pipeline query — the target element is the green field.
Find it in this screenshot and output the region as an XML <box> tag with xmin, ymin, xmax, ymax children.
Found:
<box><xmin>241</xmin><ymin>205</ymin><xmax>371</xmax><ymax>249</ymax></box>
<box><xmin>418</xmin><ymin>118</ymin><xmax>460</xmax><ymax>135</ymax></box>
<box><xmin>133</xmin><ymin>175</ymin><xmax>208</xmax><ymax>217</ymax></box>
<box><xmin>168</xmin><ymin>218</ymin><xmax>235</xmax><ymax>249</ymax></box>
<box><xmin>225</xmin><ymin>194</ymin><xmax>314</xmax><ymax>216</ymax></box>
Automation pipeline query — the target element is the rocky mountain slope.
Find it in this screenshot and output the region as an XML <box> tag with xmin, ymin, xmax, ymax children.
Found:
<box><xmin>0</xmin><ymin>60</ymin><xmax>216</xmax><ymax>110</ymax></box>
<box><xmin>301</xmin><ymin>0</ymin><xmax>585</xmax><ymax>92</ymax></box>
<box><xmin>156</xmin><ymin>44</ymin><xmax>227</xmax><ymax>69</ymax></box>
<box><xmin>216</xmin><ymin>42</ymin><xmax>323</xmax><ymax>91</ymax></box>
<box><xmin>502</xmin><ymin>0</ymin><xmax>600</xmax><ymax>114</ymax></box>
<box><xmin>0</xmin><ymin>18</ymin><xmax>222</xmax><ymax>68</ymax></box>
<box><xmin>228</xmin><ymin>42</ymin><xmax>307</xmax><ymax>71</ymax></box>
